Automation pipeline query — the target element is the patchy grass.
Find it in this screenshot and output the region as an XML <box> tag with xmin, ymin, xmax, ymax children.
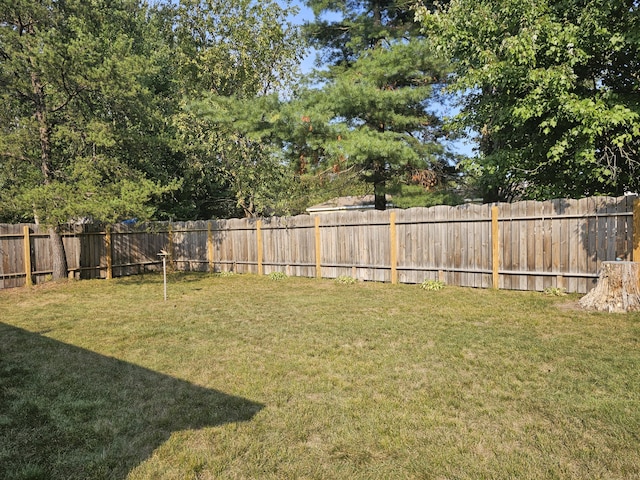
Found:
<box><xmin>1</xmin><ymin>273</ymin><xmax>640</xmax><ymax>479</ymax></box>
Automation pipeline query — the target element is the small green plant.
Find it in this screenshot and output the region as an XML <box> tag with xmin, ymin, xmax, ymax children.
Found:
<box><xmin>335</xmin><ymin>275</ymin><xmax>358</xmax><ymax>285</ymax></box>
<box><xmin>420</xmin><ymin>279</ymin><xmax>445</xmax><ymax>291</ymax></box>
<box><xmin>544</xmin><ymin>286</ymin><xmax>567</xmax><ymax>296</ymax></box>
<box><xmin>214</xmin><ymin>271</ymin><xmax>235</xmax><ymax>277</ymax></box>
<box><xmin>268</xmin><ymin>271</ymin><xmax>287</xmax><ymax>281</ymax></box>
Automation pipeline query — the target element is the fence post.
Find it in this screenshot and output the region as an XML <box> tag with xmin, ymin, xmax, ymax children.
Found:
<box><xmin>315</xmin><ymin>216</ymin><xmax>322</xmax><ymax>279</ymax></box>
<box><xmin>207</xmin><ymin>222</ymin><xmax>214</xmax><ymax>273</ymax></box>
<box><xmin>23</xmin><ymin>225</ymin><xmax>32</xmax><ymax>287</ymax></box>
<box><xmin>389</xmin><ymin>211</ymin><xmax>398</xmax><ymax>284</ymax></box>
<box><xmin>492</xmin><ymin>205</ymin><xmax>500</xmax><ymax>289</ymax></box>
<box><xmin>105</xmin><ymin>226</ymin><xmax>112</xmax><ymax>280</ymax></box>
<box><xmin>256</xmin><ymin>219</ymin><xmax>263</xmax><ymax>275</ymax></box>
<box><xmin>634</xmin><ymin>199</ymin><xmax>640</xmax><ymax>262</ymax></box>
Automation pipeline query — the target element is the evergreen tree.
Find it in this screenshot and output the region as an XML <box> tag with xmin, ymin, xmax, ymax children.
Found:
<box><xmin>0</xmin><ymin>0</ymin><xmax>179</xmax><ymax>279</ymax></box>
<box><xmin>300</xmin><ymin>0</ymin><xmax>452</xmax><ymax>209</ymax></box>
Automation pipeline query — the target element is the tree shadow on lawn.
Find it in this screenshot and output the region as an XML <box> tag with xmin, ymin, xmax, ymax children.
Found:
<box><xmin>0</xmin><ymin>323</ymin><xmax>264</xmax><ymax>480</ymax></box>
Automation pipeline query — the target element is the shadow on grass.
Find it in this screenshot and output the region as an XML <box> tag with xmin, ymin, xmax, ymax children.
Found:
<box><xmin>0</xmin><ymin>323</ymin><xmax>264</xmax><ymax>480</ymax></box>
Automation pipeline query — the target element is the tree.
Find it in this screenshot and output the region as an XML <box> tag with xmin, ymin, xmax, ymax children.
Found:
<box><xmin>0</xmin><ymin>0</ymin><xmax>179</xmax><ymax>279</ymax></box>
<box><xmin>417</xmin><ymin>0</ymin><xmax>640</xmax><ymax>201</ymax></box>
<box><xmin>170</xmin><ymin>0</ymin><xmax>305</xmax><ymax>218</ymax></box>
<box><xmin>299</xmin><ymin>0</ymin><xmax>453</xmax><ymax>210</ymax></box>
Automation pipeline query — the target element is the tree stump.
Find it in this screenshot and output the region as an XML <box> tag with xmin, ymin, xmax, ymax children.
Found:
<box><xmin>580</xmin><ymin>262</ymin><xmax>640</xmax><ymax>313</ymax></box>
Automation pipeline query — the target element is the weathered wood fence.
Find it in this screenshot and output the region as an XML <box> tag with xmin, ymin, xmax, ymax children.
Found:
<box><xmin>2</xmin><ymin>195</ymin><xmax>639</xmax><ymax>293</ymax></box>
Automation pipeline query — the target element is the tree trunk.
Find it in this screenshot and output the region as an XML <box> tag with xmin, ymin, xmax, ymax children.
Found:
<box><xmin>374</xmin><ymin>189</ymin><xmax>387</xmax><ymax>210</ymax></box>
<box><xmin>373</xmin><ymin>161</ymin><xmax>387</xmax><ymax>211</ymax></box>
<box><xmin>49</xmin><ymin>226</ymin><xmax>69</xmax><ymax>281</ymax></box>
<box><xmin>579</xmin><ymin>261</ymin><xmax>640</xmax><ymax>313</ymax></box>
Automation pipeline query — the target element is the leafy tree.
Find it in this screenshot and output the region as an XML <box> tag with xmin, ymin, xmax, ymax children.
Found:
<box><xmin>297</xmin><ymin>0</ymin><xmax>454</xmax><ymax>210</ymax></box>
<box><xmin>0</xmin><ymin>0</ymin><xmax>180</xmax><ymax>279</ymax></box>
<box><xmin>170</xmin><ymin>0</ymin><xmax>305</xmax><ymax>218</ymax></box>
<box><xmin>417</xmin><ymin>0</ymin><xmax>640</xmax><ymax>201</ymax></box>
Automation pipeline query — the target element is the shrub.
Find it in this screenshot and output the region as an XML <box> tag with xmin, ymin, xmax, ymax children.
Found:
<box><xmin>214</xmin><ymin>271</ymin><xmax>235</xmax><ymax>277</ymax></box>
<box><xmin>420</xmin><ymin>279</ymin><xmax>445</xmax><ymax>291</ymax></box>
<box><xmin>335</xmin><ymin>275</ymin><xmax>358</xmax><ymax>285</ymax></box>
<box><xmin>544</xmin><ymin>286</ymin><xmax>567</xmax><ymax>296</ymax></box>
<box><xmin>268</xmin><ymin>271</ymin><xmax>287</xmax><ymax>281</ymax></box>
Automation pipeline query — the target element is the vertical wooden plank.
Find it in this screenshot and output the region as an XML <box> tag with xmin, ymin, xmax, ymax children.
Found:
<box><xmin>492</xmin><ymin>205</ymin><xmax>500</xmax><ymax>289</ymax></box>
<box><xmin>532</xmin><ymin>202</ymin><xmax>545</xmax><ymax>291</ymax></box>
<box><xmin>634</xmin><ymin>198</ymin><xmax>640</xmax><ymax>261</ymax></box>
<box><xmin>425</xmin><ymin>207</ymin><xmax>435</xmax><ymax>283</ymax></box>
<box><xmin>453</xmin><ymin>206</ymin><xmax>461</xmax><ymax>287</ymax></box>
<box><xmin>514</xmin><ymin>201</ymin><xmax>528</xmax><ymax>290</ymax></box>
<box><xmin>566</xmin><ymin>198</ymin><xmax>579</xmax><ymax>293</ymax></box>
<box><xmin>619</xmin><ymin>197</ymin><xmax>632</xmax><ymax>262</ymax></box>
<box><xmin>105</xmin><ymin>226</ymin><xmax>112</xmax><ymax>280</ymax></box>
<box><xmin>576</xmin><ymin>197</ymin><xmax>590</xmax><ymax>293</ymax></box>
<box><xmin>390</xmin><ymin>211</ymin><xmax>398</xmax><ymax>284</ymax></box>
<box><xmin>459</xmin><ymin>206</ymin><xmax>469</xmax><ymax>287</ymax></box>
<box><xmin>541</xmin><ymin>201</ymin><xmax>552</xmax><ymax>290</ymax></box>
<box><xmin>526</xmin><ymin>201</ymin><xmax>537</xmax><ymax>291</ymax></box>
<box><xmin>0</xmin><ymin>224</ymin><xmax>7</xmax><ymax>289</ymax></box>
<box><xmin>208</xmin><ymin>222</ymin><xmax>214</xmax><ymax>272</ymax></box>
<box><xmin>585</xmin><ymin>197</ymin><xmax>597</xmax><ymax>291</ymax></box>
<box><xmin>606</xmin><ymin>197</ymin><xmax>618</xmax><ymax>262</ymax></box>
<box><xmin>257</xmin><ymin>219</ymin><xmax>263</xmax><ymax>275</ymax></box>
<box><xmin>614</xmin><ymin>197</ymin><xmax>627</xmax><ymax>262</ymax></box>
<box><xmin>435</xmin><ymin>206</ymin><xmax>446</xmax><ymax>283</ymax></box>
<box><xmin>501</xmin><ymin>204</ymin><xmax>512</xmax><ymax>290</ymax></box>
<box><xmin>167</xmin><ymin>223</ymin><xmax>174</xmax><ymax>270</ymax></box>
<box><xmin>315</xmin><ymin>216</ymin><xmax>322</xmax><ymax>278</ymax></box>
<box><xmin>23</xmin><ymin>225</ymin><xmax>32</xmax><ymax>286</ymax></box>
<box><xmin>470</xmin><ymin>205</ymin><xmax>481</xmax><ymax>288</ymax></box>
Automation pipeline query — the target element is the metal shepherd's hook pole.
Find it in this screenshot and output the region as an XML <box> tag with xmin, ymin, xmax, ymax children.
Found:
<box><xmin>158</xmin><ymin>249</ymin><xmax>168</xmax><ymax>301</ymax></box>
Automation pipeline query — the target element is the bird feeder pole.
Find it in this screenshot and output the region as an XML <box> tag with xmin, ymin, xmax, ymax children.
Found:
<box><xmin>158</xmin><ymin>249</ymin><xmax>169</xmax><ymax>301</ymax></box>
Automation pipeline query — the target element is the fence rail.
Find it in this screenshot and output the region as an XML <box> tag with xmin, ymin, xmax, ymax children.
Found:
<box><xmin>1</xmin><ymin>195</ymin><xmax>639</xmax><ymax>293</ymax></box>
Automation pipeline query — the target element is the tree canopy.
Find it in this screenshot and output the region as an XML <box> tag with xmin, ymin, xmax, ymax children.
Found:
<box><xmin>0</xmin><ymin>0</ymin><xmax>303</xmax><ymax>277</ymax></box>
<box><xmin>0</xmin><ymin>0</ymin><xmax>184</xmax><ymax>277</ymax></box>
<box><xmin>417</xmin><ymin>0</ymin><xmax>640</xmax><ymax>201</ymax></box>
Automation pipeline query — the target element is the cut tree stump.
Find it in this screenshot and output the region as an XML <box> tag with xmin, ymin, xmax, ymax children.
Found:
<box><xmin>580</xmin><ymin>261</ymin><xmax>640</xmax><ymax>313</ymax></box>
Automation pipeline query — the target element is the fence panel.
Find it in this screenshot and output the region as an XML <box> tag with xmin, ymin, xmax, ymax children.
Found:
<box><xmin>1</xmin><ymin>195</ymin><xmax>637</xmax><ymax>294</ymax></box>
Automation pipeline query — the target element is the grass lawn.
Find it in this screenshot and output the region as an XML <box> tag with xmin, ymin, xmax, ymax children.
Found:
<box><xmin>1</xmin><ymin>273</ymin><xmax>640</xmax><ymax>479</ymax></box>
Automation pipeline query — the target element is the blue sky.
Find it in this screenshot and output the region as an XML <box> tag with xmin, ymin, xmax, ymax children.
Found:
<box><xmin>283</xmin><ymin>0</ymin><xmax>334</xmax><ymax>74</ymax></box>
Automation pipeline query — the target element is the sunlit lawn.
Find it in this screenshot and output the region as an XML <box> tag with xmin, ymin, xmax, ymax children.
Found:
<box><xmin>1</xmin><ymin>273</ymin><xmax>640</xmax><ymax>479</ymax></box>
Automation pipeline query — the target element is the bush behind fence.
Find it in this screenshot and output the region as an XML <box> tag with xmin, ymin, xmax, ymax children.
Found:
<box><xmin>1</xmin><ymin>195</ymin><xmax>639</xmax><ymax>294</ymax></box>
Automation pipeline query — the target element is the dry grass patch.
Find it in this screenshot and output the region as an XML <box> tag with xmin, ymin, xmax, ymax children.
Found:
<box><xmin>1</xmin><ymin>273</ymin><xmax>640</xmax><ymax>479</ymax></box>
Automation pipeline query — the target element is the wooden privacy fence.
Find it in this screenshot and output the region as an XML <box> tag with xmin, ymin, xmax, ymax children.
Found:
<box><xmin>1</xmin><ymin>195</ymin><xmax>639</xmax><ymax>293</ymax></box>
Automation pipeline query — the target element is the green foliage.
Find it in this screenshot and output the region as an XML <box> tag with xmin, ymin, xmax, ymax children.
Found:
<box><xmin>0</xmin><ymin>0</ymin><xmax>180</xmax><ymax>226</ymax></box>
<box><xmin>213</xmin><ymin>271</ymin><xmax>236</xmax><ymax>278</ymax></box>
<box><xmin>420</xmin><ymin>279</ymin><xmax>446</xmax><ymax>291</ymax></box>
<box><xmin>544</xmin><ymin>286</ymin><xmax>567</xmax><ymax>297</ymax></box>
<box><xmin>267</xmin><ymin>271</ymin><xmax>288</xmax><ymax>281</ymax></box>
<box><xmin>170</xmin><ymin>0</ymin><xmax>304</xmax><ymax>218</ymax></box>
<box><xmin>390</xmin><ymin>184</ymin><xmax>463</xmax><ymax>208</ymax></box>
<box><xmin>0</xmin><ymin>0</ymin><xmax>305</xmax><ymax>224</ymax></box>
<box><xmin>417</xmin><ymin>0</ymin><xmax>640</xmax><ymax>201</ymax></box>
<box><xmin>335</xmin><ymin>275</ymin><xmax>358</xmax><ymax>285</ymax></box>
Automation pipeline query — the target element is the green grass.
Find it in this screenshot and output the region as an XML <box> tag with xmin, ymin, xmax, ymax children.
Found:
<box><xmin>1</xmin><ymin>273</ymin><xmax>640</xmax><ymax>479</ymax></box>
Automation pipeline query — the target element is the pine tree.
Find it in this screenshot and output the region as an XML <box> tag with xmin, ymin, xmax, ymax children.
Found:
<box><xmin>302</xmin><ymin>0</ymin><xmax>451</xmax><ymax>209</ymax></box>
